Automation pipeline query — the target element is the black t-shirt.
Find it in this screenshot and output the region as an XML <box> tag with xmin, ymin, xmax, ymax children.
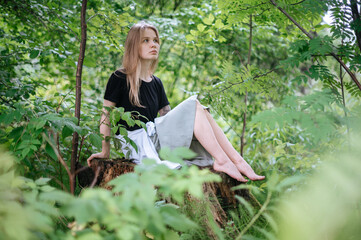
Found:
<box><xmin>104</xmin><ymin>70</ymin><xmax>169</xmax><ymax>131</ymax></box>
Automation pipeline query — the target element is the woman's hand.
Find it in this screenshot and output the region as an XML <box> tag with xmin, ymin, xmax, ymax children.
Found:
<box><xmin>87</xmin><ymin>152</ymin><xmax>109</xmax><ymax>167</ymax></box>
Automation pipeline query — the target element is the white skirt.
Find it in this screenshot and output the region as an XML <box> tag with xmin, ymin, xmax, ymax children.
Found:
<box><xmin>116</xmin><ymin>95</ymin><xmax>214</xmax><ymax>168</ymax></box>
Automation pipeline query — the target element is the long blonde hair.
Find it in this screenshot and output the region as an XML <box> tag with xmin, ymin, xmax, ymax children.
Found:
<box><xmin>118</xmin><ymin>21</ymin><xmax>160</xmax><ymax>107</ymax></box>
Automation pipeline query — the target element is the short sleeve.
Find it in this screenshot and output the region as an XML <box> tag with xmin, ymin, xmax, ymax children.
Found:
<box><xmin>104</xmin><ymin>71</ymin><xmax>126</xmax><ymax>104</ymax></box>
<box><xmin>156</xmin><ymin>77</ymin><xmax>170</xmax><ymax>110</ymax></box>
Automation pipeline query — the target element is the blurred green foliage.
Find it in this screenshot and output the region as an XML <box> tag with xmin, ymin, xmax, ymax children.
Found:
<box><xmin>278</xmin><ymin>135</ymin><xmax>361</xmax><ymax>240</ymax></box>
<box><xmin>0</xmin><ymin>146</ymin><xmax>220</xmax><ymax>239</ymax></box>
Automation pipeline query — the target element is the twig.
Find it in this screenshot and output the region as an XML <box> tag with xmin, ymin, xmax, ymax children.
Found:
<box><xmin>90</xmin><ymin>166</ymin><xmax>100</xmax><ymax>188</ymax></box>
<box><xmin>56</xmin><ymin>89</ymin><xmax>73</xmax><ymax>113</ymax></box>
<box><xmin>211</xmin><ymin>69</ymin><xmax>275</xmax><ymax>97</ymax></box>
<box><xmin>211</xmin><ymin>106</ymin><xmax>242</xmax><ymax>139</ymax></box>
<box><xmin>48</xmin><ymin>175</ymin><xmax>69</xmax><ymax>192</ymax></box>
<box><xmin>241</xmin><ymin>14</ymin><xmax>253</xmax><ymax>156</ymax></box>
<box><xmin>56</xmin><ymin>131</ymin><xmax>64</xmax><ymax>190</ymax></box>
<box><xmin>87</xmin><ymin>13</ymin><xmax>102</xmax><ymax>23</ymax></box>
<box><xmin>42</xmin><ymin>133</ymin><xmax>71</xmax><ymax>178</ymax></box>
<box><xmin>77</xmin><ymin>135</ymin><xmax>85</xmax><ymax>163</ymax></box>
<box><xmin>74</xmin><ymin>165</ymin><xmax>90</xmax><ymax>175</ymax></box>
<box><xmin>290</xmin><ymin>0</ymin><xmax>306</xmax><ymax>5</ymax></box>
<box><xmin>236</xmin><ymin>191</ymin><xmax>272</xmax><ymax>239</ymax></box>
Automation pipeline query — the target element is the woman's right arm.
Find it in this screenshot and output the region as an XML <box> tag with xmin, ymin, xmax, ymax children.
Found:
<box><xmin>87</xmin><ymin>99</ymin><xmax>116</xmax><ymax>166</ymax></box>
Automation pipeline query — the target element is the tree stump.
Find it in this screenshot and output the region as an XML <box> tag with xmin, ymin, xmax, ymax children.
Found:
<box><xmin>77</xmin><ymin>159</ymin><xmax>258</xmax><ymax>239</ymax></box>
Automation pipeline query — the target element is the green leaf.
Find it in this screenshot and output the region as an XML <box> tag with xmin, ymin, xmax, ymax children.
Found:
<box><xmin>35</xmin><ymin>119</ymin><xmax>47</xmax><ymax>130</ymax></box>
<box><xmin>160</xmin><ymin>205</ymin><xmax>197</xmax><ymax>231</ymax></box>
<box><xmin>30</xmin><ymin>50</ymin><xmax>40</xmax><ymax>59</ymax></box>
<box><xmin>185</xmin><ymin>34</ymin><xmax>195</xmax><ymax>41</ymax></box>
<box><xmin>35</xmin><ymin>178</ymin><xmax>51</xmax><ymax>186</ymax></box>
<box><xmin>235</xmin><ymin>195</ymin><xmax>254</xmax><ymax>216</ymax></box>
<box><xmin>62</xmin><ymin>125</ymin><xmax>73</xmax><ymax>139</ymax></box>
<box><xmin>21</xmin><ymin>148</ymin><xmax>31</xmax><ymax>159</ymax></box>
<box><xmin>197</xmin><ymin>24</ymin><xmax>206</xmax><ymax>32</ymax></box>
<box><xmin>190</xmin><ymin>30</ymin><xmax>198</xmax><ymax>36</ymax></box>
<box><xmin>83</xmin><ymin>57</ymin><xmax>97</xmax><ymax>67</ymax></box>
<box><xmin>45</xmin><ymin>142</ymin><xmax>58</xmax><ymax>161</ymax></box>
<box><xmin>89</xmin><ymin>133</ymin><xmax>103</xmax><ymax>149</ymax></box>
<box><xmin>39</xmin><ymin>190</ymin><xmax>73</xmax><ymax>204</ymax></box>
<box><xmin>203</xmin><ymin>14</ymin><xmax>215</xmax><ymax>25</ymax></box>
<box><xmin>215</xmin><ymin>19</ymin><xmax>224</xmax><ymax>29</ymax></box>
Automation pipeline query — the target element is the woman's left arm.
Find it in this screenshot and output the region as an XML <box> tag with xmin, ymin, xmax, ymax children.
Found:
<box><xmin>159</xmin><ymin>105</ymin><xmax>171</xmax><ymax>116</ymax></box>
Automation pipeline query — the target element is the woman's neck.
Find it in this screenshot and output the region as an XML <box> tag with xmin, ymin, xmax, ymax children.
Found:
<box><xmin>139</xmin><ymin>60</ymin><xmax>152</xmax><ymax>82</ymax></box>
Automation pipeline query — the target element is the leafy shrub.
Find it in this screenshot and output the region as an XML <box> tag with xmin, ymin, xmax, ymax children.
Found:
<box><xmin>0</xmin><ymin>146</ymin><xmax>220</xmax><ymax>239</ymax></box>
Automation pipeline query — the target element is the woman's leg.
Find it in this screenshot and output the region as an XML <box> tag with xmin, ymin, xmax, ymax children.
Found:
<box><xmin>193</xmin><ymin>101</ymin><xmax>248</xmax><ymax>182</ymax></box>
<box><xmin>202</xmin><ymin>105</ymin><xmax>265</xmax><ymax>180</ymax></box>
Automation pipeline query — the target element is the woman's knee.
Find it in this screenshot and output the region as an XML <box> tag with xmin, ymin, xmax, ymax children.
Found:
<box><xmin>195</xmin><ymin>100</ymin><xmax>209</xmax><ymax>114</ymax></box>
<box><xmin>195</xmin><ymin>99</ymin><xmax>204</xmax><ymax>111</ymax></box>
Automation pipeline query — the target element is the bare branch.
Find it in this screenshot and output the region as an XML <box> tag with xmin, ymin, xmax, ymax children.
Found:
<box><xmin>90</xmin><ymin>167</ymin><xmax>101</xmax><ymax>188</ymax></box>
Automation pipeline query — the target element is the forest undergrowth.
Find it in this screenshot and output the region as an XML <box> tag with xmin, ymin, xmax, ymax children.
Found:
<box><xmin>1</xmin><ymin>0</ymin><xmax>361</xmax><ymax>239</ymax></box>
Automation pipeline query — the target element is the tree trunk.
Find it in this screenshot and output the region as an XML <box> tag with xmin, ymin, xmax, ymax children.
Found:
<box><xmin>70</xmin><ymin>0</ymin><xmax>87</xmax><ymax>194</ymax></box>
<box><xmin>350</xmin><ymin>0</ymin><xmax>361</xmax><ymax>53</ymax></box>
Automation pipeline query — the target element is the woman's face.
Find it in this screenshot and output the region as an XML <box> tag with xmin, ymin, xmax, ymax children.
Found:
<box><xmin>139</xmin><ymin>28</ymin><xmax>160</xmax><ymax>61</ymax></box>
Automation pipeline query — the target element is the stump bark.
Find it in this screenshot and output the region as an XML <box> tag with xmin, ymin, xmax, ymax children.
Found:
<box><xmin>77</xmin><ymin>159</ymin><xmax>258</xmax><ymax>239</ymax></box>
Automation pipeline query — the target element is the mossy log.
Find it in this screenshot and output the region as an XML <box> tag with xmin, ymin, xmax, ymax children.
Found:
<box><xmin>77</xmin><ymin>159</ymin><xmax>258</xmax><ymax>239</ymax></box>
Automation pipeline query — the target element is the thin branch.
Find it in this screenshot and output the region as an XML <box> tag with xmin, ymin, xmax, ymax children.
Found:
<box><xmin>87</xmin><ymin>13</ymin><xmax>102</xmax><ymax>23</ymax></box>
<box><xmin>254</xmin><ymin>7</ymin><xmax>271</xmax><ymax>17</ymax></box>
<box><xmin>209</xmin><ymin>105</ymin><xmax>242</xmax><ymax>139</ymax></box>
<box><xmin>290</xmin><ymin>0</ymin><xmax>306</xmax><ymax>5</ymax></box>
<box><xmin>74</xmin><ymin>165</ymin><xmax>90</xmax><ymax>175</ymax></box>
<box><xmin>211</xmin><ymin>69</ymin><xmax>275</xmax><ymax>97</ymax></box>
<box><xmin>231</xmin><ymin>49</ymin><xmax>245</xmax><ymax>66</ymax></box>
<box><xmin>48</xmin><ymin>175</ymin><xmax>69</xmax><ymax>192</ymax></box>
<box><xmin>43</xmin><ymin>133</ymin><xmax>71</xmax><ymax>177</ymax></box>
<box><xmin>269</xmin><ymin>0</ymin><xmax>313</xmax><ymax>38</ymax></box>
<box><xmin>269</xmin><ymin>0</ymin><xmax>361</xmax><ymax>92</ymax></box>
<box><xmin>241</xmin><ymin>14</ymin><xmax>253</xmax><ymax>156</ymax></box>
<box><xmin>56</xmin><ymin>89</ymin><xmax>73</xmax><ymax>113</ymax></box>
<box><xmin>89</xmin><ymin>166</ymin><xmax>100</xmax><ymax>188</ymax></box>
<box><xmin>77</xmin><ymin>135</ymin><xmax>85</xmax><ymax>163</ymax></box>
<box><xmin>56</xmin><ymin>132</ymin><xmax>64</xmax><ymax>190</ymax></box>
<box><xmin>236</xmin><ymin>191</ymin><xmax>272</xmax><ymax>239</ymax></box>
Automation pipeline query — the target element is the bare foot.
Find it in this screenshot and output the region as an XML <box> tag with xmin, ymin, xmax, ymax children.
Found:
<box><xmin>235</xmin><ymin>161</ymin><xmax>265</xmax><ymax>181</ymax></box>
<box><xmin>213</xmin><ymin>160</ymin><xmax>248</xmax><ymax>182</ymax></box>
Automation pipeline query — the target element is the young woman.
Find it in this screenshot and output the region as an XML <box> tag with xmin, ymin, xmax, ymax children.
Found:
<box><xmin>87</xmin><ymin>21</ymin><xmax>265</xmax><ymax>182</ymax></box>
